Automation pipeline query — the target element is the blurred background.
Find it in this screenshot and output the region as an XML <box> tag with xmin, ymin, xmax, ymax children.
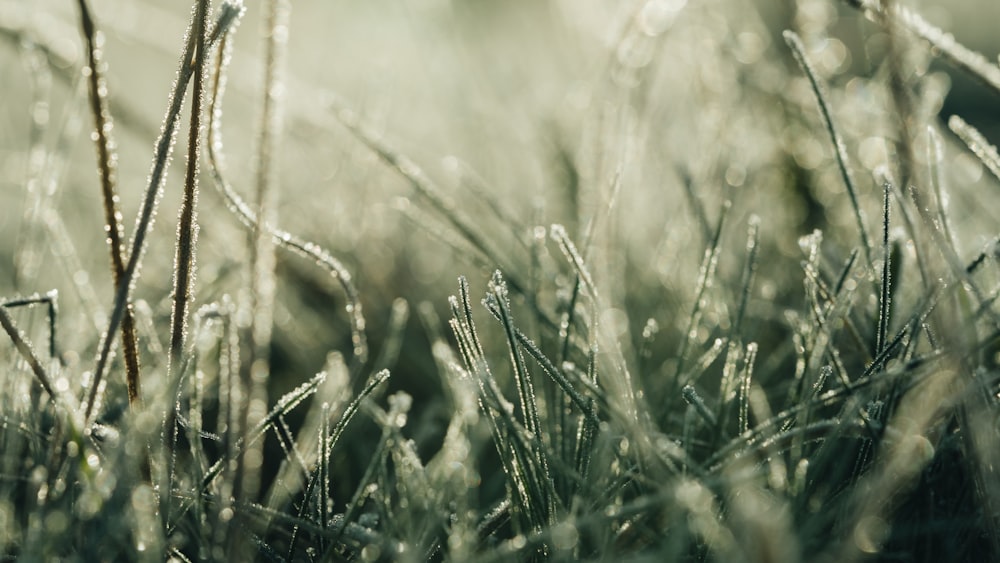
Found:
<box><xmin>2</xmin><ymin>0</ymin><xmax>1000</xmax><ymax>455</ymax></box>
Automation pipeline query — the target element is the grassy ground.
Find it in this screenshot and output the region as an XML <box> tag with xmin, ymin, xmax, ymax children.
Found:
<box><xmin>2</xmin><ymin>0</ymin><xmax>1000</xmax><ymax>561</ymax></box>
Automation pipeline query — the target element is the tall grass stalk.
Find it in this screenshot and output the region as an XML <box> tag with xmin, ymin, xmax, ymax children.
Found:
<box><xmin>167</xmin><ymin>0</ymin><xmax>209</xmax><ymax>374</ymax></box>
<box><xmin>876</xmin><ymin>181</ymin><xmax>892</xmax><ymax>357</ymax></box>
<box><xmin>75</xmin><ymin>0</ymin><xmax>141</xmax><ymax>407</ymax></box>
<box><xmin>229</xmin><ymin>0</ymin><xmax>289</xmax><ymax>553</ymax></box>
<box><xmin>163</xmin><ymin>0</ymin><xmax>210</xmax><ymax>523</ymax></box>
<box><xmin>85</xmin><ymin>2</ymin><xmax>242</xmax><ymax>425</ymax></box>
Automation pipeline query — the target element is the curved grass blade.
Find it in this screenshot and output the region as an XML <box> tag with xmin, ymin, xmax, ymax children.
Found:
<box><xmin>206</xmin><ymin>23</ymin><xmax>368</xmax><ymax>370</ymax></box>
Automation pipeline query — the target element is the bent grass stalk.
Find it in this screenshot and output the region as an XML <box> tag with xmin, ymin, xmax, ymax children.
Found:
<box><xmin>2</xmin><ymin>292</ymin><xmax>59</xmax><ymax>361</ymax></box>
<box><xmin>205</xmin><ymin>18</ymin><xmax>368</xmax><ymax>370</ymax></box>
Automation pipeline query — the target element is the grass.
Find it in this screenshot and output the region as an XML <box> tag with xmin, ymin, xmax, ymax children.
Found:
<box><xmin>1</xmin><ymin>0</ymin><xmax>1000</xmax><ymax>561</ymax></box>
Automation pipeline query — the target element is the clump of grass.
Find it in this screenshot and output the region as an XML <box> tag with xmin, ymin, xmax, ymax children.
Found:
<box><xmin>2</xmin><ymin>0</ymin><xmax>1000</xmax><ymax>561</ymax></box>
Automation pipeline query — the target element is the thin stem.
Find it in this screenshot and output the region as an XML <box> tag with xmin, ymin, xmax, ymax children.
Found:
<box><xmin>75</xmin><ymin>0</ymin><xmax>142</xmax><ymax>407</ymax></box>
<box><xmin>232</xmin><ymin>0</ymin><xmax>290</xmax><ymax>551</ymax></box>
<box><xmin>0</xmin><ymin>306</ymin><xmax>58</xmax><ymax>402</ymax></box>
<box><xmin>168</xmin><ymin>0</ymin><xmax>209</xmax><ymax>373</ymax></box>
<box><xmin>85</xmin><ymin>1</ymin><xmax>243</xmax><ymax>426</ymax></box>
<box><xmin>2</xmin><ymin>292</ymin><xmax>59</xmax><ymax>361</ymax></box>
<box><xmin>876</xmin><ymin>182</ymin><xmax>892</xmax><ymax>357</ymax></box>
<box><xmin>844</xmin><ymin>0</ymin><xmax>1000</xmax><ymax>97</ymax></box>
<box><xmin>784</xmin><ymin>30</ymin><xmax>874</xmax><ymax>274</ymax></box>
<box><xmin>162</xmin><ymin>0</ymin><xmax>210</xmax><ymax>523</ymax></box>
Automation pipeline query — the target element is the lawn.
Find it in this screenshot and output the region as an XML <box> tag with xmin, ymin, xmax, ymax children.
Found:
<box><xmin>1</xmin><ymin>0</ymin><xmax>999</xmax><ymax>560</ymax></box>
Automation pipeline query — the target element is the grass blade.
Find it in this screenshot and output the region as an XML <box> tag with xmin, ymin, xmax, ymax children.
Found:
<box><xmin>784</xmin><ymin>30</ymin><xmax>874</xmax><ymax>273</ymax></box>
<box><xmin>2</xmin><ymin>292</ymin><xmax>59</xmax><ymax>361</ymax></box>
<box><xmin>0</xmin><ymin>306</ymin><xmax>59</xmax><ymax>404</ymax></box>
<box><xmin>86</xmin><ymin>0</ymin><xmax>243</xmax><ymax>426</ymax></box>
<box><xmin>168</xmin><ymin>0</ymin><xmax>209</xmax><ymax>374</ymax></box>
<box><xmin>205</xmin><ymin>17</ymin><xmax>368</xmax><ymax>370</ymax></box>
<box><xmin>75</xmin><ymin>0</ymin><xmax>142</xmax><ymax>407</ymax></box>
<box><xmin>674</xmin><ymin>200</ymin><xmax>730</xmax><ymax>391</ymax></box>
<box><xmin>949</xmin><ymin>115</ymin><xmax>1000</xmax><ymax>183</ymax></box>
<box><xmin>845</xmin><ymin>0</ymin><xmax>1000</xmax><ymax>97</ymax></box>
<box><xmin>482</xmin><ymin>297</ymin><xmax>600</xmax><ymax>424</ymax></box>
<box><xmin>876</xmin><ymin>181</ymin><xmax>892</xmax><ymax>357</ymax></box>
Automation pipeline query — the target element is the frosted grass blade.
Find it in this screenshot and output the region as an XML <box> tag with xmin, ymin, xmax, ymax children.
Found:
<box><xmin>87</xmin><ymin>0</ymin><xmax>244</xmax><ymax>426</ymax></box>
<box><xmin>784</xmin><ymin>30</ymin><xmax>873</xmax><ymax>273</ymax></box>
<box><xmin>876</xmin><ymin>181</ymin><xmax>892</xmax><ymax>357</ymax></box>
<box><xmin>949</xmin><ymin>115</ymin><xmax>1000</xmax><ymax>183</ymax></box>
<box><xmin>206</xmin><ymin>24</ymin><xmax>368</xmax><ymax>370</ymax></box>
<box><xmin>674</xmin><ymin>201</ymin><xmax>730</xmax><ymax>392</ymax></box>
<box><xmin>845</xmin><ymin>0</ymin><xmax>1000</xmax><ymax>96</ymax></box>
<box><xmin>168</xmin><ymin>0</ymin><xmax>209</xmax><ymax>374</ymax></box>
<box><xmin>0</xmin><ymin>306</ymin><xmax>59</xmax><ymax>404</ymax></box>
<box><xmin>75</xmin><ymin>0</ymin><xmax>142</xmax><ymax>407</ymax></box>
